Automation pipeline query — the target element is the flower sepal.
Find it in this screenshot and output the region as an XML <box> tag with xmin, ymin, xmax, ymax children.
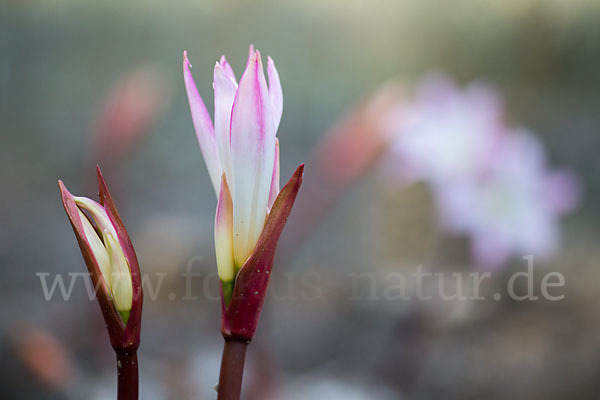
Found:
<box><xmin>220</xmin><ymin>164</ymin><xmax>303</xmax><ymax>341</ymax></box>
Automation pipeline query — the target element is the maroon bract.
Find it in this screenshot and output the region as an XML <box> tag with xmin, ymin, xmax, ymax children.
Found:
<box><xmin>221</xmin><ymin>164</ymin><xmax>303</xmax><ymax>341</ymax></box>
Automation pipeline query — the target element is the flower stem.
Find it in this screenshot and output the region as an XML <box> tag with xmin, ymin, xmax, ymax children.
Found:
<box><xmin>116</xmin><ymin>350</ymin><xmax>138</xmax><ymax>400</ymax></box>
<box><xmin>217</xmin><ymin>339</ymin><xmax>249</xmax><ymax>400</ymax></box>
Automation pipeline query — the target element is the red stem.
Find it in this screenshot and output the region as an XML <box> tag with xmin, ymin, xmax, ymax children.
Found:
<box><xmin>116</xmin><ymin>350</ymin><xmax>139</xmax><ymax>400</ymax></box>
<box><xmin>217</xmin><ymin>339</ymin><xmax>249</xmax><ymax>400</ymax></box>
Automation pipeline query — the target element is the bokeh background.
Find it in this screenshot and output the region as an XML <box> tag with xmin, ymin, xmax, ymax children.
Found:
<box><xmin>2</xmin><ymin>0</ymin><xmax>600</xmax><ymax>399</ymax></box>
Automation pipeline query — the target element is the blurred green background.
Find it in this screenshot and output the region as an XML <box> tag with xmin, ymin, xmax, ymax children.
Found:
<box><xmin>2</xmin><ymin>0</ymin><xmax>600</xmax><ymax>399</ymax></box>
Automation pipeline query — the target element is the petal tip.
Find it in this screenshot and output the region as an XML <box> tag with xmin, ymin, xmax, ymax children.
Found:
<box><xmin>214</xmin><ymin>61</ymin><xmax>224</xmax><ymax>76</ymax></box>
<box><xmin>183</xmin><ymin>51</ymin><xmax>192</xmax><ymax>68</ymax></box>
<box><xmin>57</xmin><ymin>179</ymin><xmax>75</xmax><ymax>198</ymax></box>
<box><xmin>246</xmin><ymin>44</ymin><xmax>256</xmax><ymax>66</ymax></box>
<box><xmin>249</xmin><ymin>50</ymin><xmax>258</xmax><ymax>65</ymax></box>
<box><xmin>96</xmin><ymin>165</ymin><xmax>106</xmax><ymax>184</ymax></box>
<box><xmin>57</xmin><ymin>179</ymin><xmax>70</xmax><ymax>197</ymax></box>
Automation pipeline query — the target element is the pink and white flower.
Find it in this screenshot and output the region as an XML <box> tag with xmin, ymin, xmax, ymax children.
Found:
<box><xmin>184</xmin><ymin>47</ymin><xmax>282</xmax><ymax>286</ymax></box>
<box><xmin>183</xmin><ymin>47</ymin><xmax>303</xmax><ymax>336</ymax></box>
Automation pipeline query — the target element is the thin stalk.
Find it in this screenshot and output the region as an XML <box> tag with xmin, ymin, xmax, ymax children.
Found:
<box><xmin>116</xmin><ymin>350</ymin><xmax>139</xmax><ymax>400</ymax></box>
<box><xmin>217</xmin><ymin>339</ymin><xmax>249</xmax><ymax>400</ymax></box>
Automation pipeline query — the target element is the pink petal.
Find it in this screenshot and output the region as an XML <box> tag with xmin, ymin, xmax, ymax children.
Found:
<box><xmin>471</xmin><ymin>234</ymin><xmax>510</xmax><ymax>270</ymax></box>
<box><xmin>230</xmin><ymin>50</ymin><xmax>276</xmax><ymax>268</ymax></box>
<box><xmin>213</xmin><ymin>62</ymin><xmax>237</xmax><ymax>185</ymax></box>
<box><xmin>267</xmin><ymin>56</ymin><xmax>283</xmax><ymax>131</ymax></box>
<box><xmin>546</xmin><ymin>169</ymin><xmax>581</xmax><ymax>214</ymax></box>
<box><xmin>183</xmin><ymin>51</ymin><xmax>221</xmax><ymax>195</ymax></box>
<box><xmin>219</xmin><ymin>55</ymin><xmax>237</xmax><ymax>84</ymax></box>
<box><xmin>268</xmin><ymin>138</ymin><xmax>280</xmax><ymax>208</ymax></box>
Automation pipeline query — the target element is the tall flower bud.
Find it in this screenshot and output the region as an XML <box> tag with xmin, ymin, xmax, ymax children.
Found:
<box><xmin>58</xmin><ymin>166</ymin><xmax>142</xmax><ymax>351</ymax></box>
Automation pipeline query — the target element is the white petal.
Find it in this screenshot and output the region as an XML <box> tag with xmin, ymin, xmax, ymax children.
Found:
<box><xmin>246</xmin><ymin>44</ymin><xmax>255</xmax><ymax>67</ymax></box>
<box><xmin>230</xmin><ymin>51</ymin><xmax>276</xmax><ymax>267</ymax></box>
<box><xmin>268</xmin><ymin>138</ymin><xmax>280</xmax><ymax>209</ymax></box>
<box><xmin>74</xmin><ymin>197</ymin><xmax>118</xmax><ymax>238</ymax></box>
<box><xmin>219</xmin><ymin>55</ymin><xmax>237</xmax><ymax>84</ymax></box>
<box><xmin>267</xmin><ymin>56</ymin><xmax>283</xmax><ymax>131</ymax></box>
<box><xmin>78</xmin><ymin>209</ymin><xmax>112</xmax><ymax>289</ymax></box>
<box><xmin>214</xmin><ymin>175</ymin><xmax>235</xmax><ymax>282</ymax></box>
<box><xmin>213</xmin><ymin>62</ymin><xmax>237</xmax><ymax>185</ymax></box>
<box><xmin>104</xmin><ymin>230</ymin><xmax>133</xmax><ymax>321</ymax></box>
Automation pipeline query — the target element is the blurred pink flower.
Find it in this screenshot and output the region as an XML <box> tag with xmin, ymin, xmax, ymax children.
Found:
<box><xmin>436</xmin><ymin>130</ymin><xmax>580</xmax><ymax>267</ymax></box>
<box><xmin>388</xmin><ymin>74</ymin><xmax>503</xmax><ymax>184</ymax></box>
<box><xmin>387</xmin><ymin>74</ymin><xmax>580</xmax><ymax>268</ymax></box>
<box><xmin>90</xmin><ymin>66</ymin><xmax>167</xmax><ymax>166</ymax></box>
<box><xmin>13</xmin><ymin>323</ymin><xmax>74</xmax><ymax>391</ymax></box>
